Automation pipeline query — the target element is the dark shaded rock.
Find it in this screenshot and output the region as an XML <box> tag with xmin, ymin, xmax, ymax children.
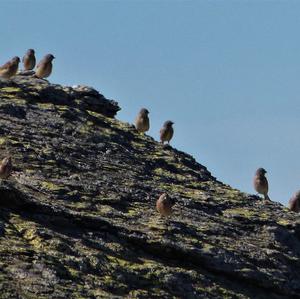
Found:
<box><xmin>0</xmin><ymin>103</ymin><xmax>26</xmax><ymax>119</ymax></box>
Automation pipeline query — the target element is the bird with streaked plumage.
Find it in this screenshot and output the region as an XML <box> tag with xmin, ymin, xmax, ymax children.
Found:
<box><xmin>253</xmin><ymin>168</ymin><xmax>270</xmax><ymax>201</ymax></box>
<box><xmin>289</xmin><ymin>190</ymin><xmax>300</xmax><ymax>212</ymax></box>
<box><xmin>35</xmin><ymin>54</ymin><xmax>55</xmax><ymax>79</ymax></box>
<box><xmin>159</xmin><ymin>120</ymin><xmax>174</xmax><ymax>144</ymax></box>
<box><xmin>156</xmin><ymin>193</ymin><xmax>176</xmax><ymax>217</ymax></box>
<box><xmin>0</xmin><ymin>56</ymin><xmax>20</xmax><ymax>79</ymax></box>
<box><xmin>135</xmin><ymin>108</ymin><xmax>150</xmax><ymax>134</ymax></box>
<box><xmin>0</xmin><ymin>156</ymin><xmax>12</xmax><ymax>179</ymax></box>
<box><xmin>22</xmin><ymin>49</ymin><xmax>36</xmax><ymax>71</ymax></box>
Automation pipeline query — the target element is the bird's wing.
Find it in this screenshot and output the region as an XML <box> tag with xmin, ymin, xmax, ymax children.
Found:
<box><xmin>264</xmin><ymin>177</ymin><xmax>269</xmax><ymax>191</ymax></box>
<box><xmin>36</xmin><ymin>60</ymin><xmax>44</xmax><ymax>69</ymax></box>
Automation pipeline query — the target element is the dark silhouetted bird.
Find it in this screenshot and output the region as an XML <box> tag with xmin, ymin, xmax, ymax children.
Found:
<box><xmin>135</xmin><ymin>108</ymin><xmax>150</xmax><ymax>134</ymax></box>
<box><xmin>22</xmin><ymin>49</ymin><xmax>36</xmax><ymax>70</ymax></box>
<box><xmin>253</xmin><ymin>168</ymin><xmax>270</xmax><ymax>200</ymax></box>
<box><xmin>160</xmin><ymin>120</ymin><xmax>174</xmax><ymax>144</ymax></box>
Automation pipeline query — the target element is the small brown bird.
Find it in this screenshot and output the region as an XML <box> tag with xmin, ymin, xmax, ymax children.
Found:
<box><xmin>156</xmin><ymin>193</ymin><xmax>176</xmax><ymax>217</ymax></box>
<box><xmin>22</xmin><ymin>49</ymin><xmax>36</xmax><ymax>70</ymax></box>
<box><xmin>253</xmin><ymin>168</ymin><xmax>270</xmax><ymax>201</ymax></box>
<box><xmin>135</xmin><ymin>108</ymin><xmax>150</xmax><ymax>134</ymax></box>
<box><xmin>0</xmin><ymin>56</ymin><xmax>20</xmax><ymax>79</ymax></box>
<box><xmin>35</xmin><ymin>54</ymin><xmax>55</xmax><ymax>79</ymax></box>
<box><xmin>160</xmin><ymin>120</ymin><xmax>174</xmax><ymax>144</ymax></box>
<box><xmin>0</xmin><ymin>156</ymin><xmax>12</xmax><ymax>179</ymax></box>
<box><xmin>289</xmin><ymin>190</ymin><xmax>300</xmax><ymax>212</ymax></box>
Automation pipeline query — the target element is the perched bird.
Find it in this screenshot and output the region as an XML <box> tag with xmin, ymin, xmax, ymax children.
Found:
<box><xmin>135</xmin><ymin>108</ymin><xmax>150</xmax><ymax>134</ymax></box>
<box><xmin>156</xmin><ymin>193</ymin><xmax>176</xmax><ymax>217</ymax></box>
<box><xmin>0</xmin><ymin>156</ymin><xmax>12</xmax><ymax>179</ymax></box>
<box><xmin>253</xmin><ymin>168</ymin><xmax>270</xmax><ymax>200</ymax></box>
<box><xmin>289</xmin><ymin>190</ymin><xmax>300</xmax><ymax>212</ymax></box>
<box><xmin>22</xmin><ymin>49</ymin><xmax>36</xmax><ymax>70</ymax></box>
<box><xmin>160</xmin><ymin>120</ymin><xmax>174</xmax><ymax>144</ymax></box>
<box><xmin>0</xmin><ymin>56</ymin><xmax>20</xmax><ymax>79</ymax></box>
<box><xmin>35</xmin><ymin>54</ymin><xmax>55</xmax><ymax>79</ymax></box>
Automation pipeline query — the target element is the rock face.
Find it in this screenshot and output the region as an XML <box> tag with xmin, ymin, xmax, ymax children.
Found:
<box><xmin>0</xmin><ymin>75</ymin><xmax>299</xmax><ymax>299</ymax></box>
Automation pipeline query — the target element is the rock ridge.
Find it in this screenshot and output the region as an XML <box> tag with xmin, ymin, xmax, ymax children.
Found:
<box><xmin>0</xmin><ymin>75</ymin><xmax>299</xmax><ymax>298</ymax></box>
<box><xmin>0</xmin><ymin>74</ymin><xmax>120</xmax><ymax>118</ymax></box>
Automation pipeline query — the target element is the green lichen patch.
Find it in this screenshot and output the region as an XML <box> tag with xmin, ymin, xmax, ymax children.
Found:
<box><xmin>0</xmin><ymin>87</ymin><xmax>22</xmax><ymax>93</ymax></box>
<box><xmin>40</xmin><ymin>181</ymin><xmax>67</xmax><ymax>193</ymax></box>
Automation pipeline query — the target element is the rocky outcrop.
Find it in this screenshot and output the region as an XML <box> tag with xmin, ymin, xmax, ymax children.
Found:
<box><xmin>0</xmin><ymin>73</ymin><xmax>120</xmax><ymax>118</ymax></box>
<box><xmin>0</xmin><ymin>75</ymin><xmax>299</xmax><ymax>298</ymax></box>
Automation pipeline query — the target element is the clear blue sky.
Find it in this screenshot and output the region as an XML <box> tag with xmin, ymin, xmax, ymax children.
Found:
<box><xmin>1</xmin><ymin>0</ymin><xmax>300</xmax><ymax>205</ymax></box>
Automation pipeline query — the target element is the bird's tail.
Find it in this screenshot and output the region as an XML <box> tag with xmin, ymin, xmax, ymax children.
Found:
<box><xmin>264</xmin><ymin>194</ymin><xmax>271</xmax><ymax>201</ymax></box>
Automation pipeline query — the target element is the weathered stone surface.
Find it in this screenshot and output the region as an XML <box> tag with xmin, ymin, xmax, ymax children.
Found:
<box><xmin>0</xmin><ymin>75</ymin><xmax>299</xmax><ymax>298</ymax></box>
<box><xmin>0</xmin><ymin>74</ymin><xmax>120</xmax><ymax>118</ymax></box>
